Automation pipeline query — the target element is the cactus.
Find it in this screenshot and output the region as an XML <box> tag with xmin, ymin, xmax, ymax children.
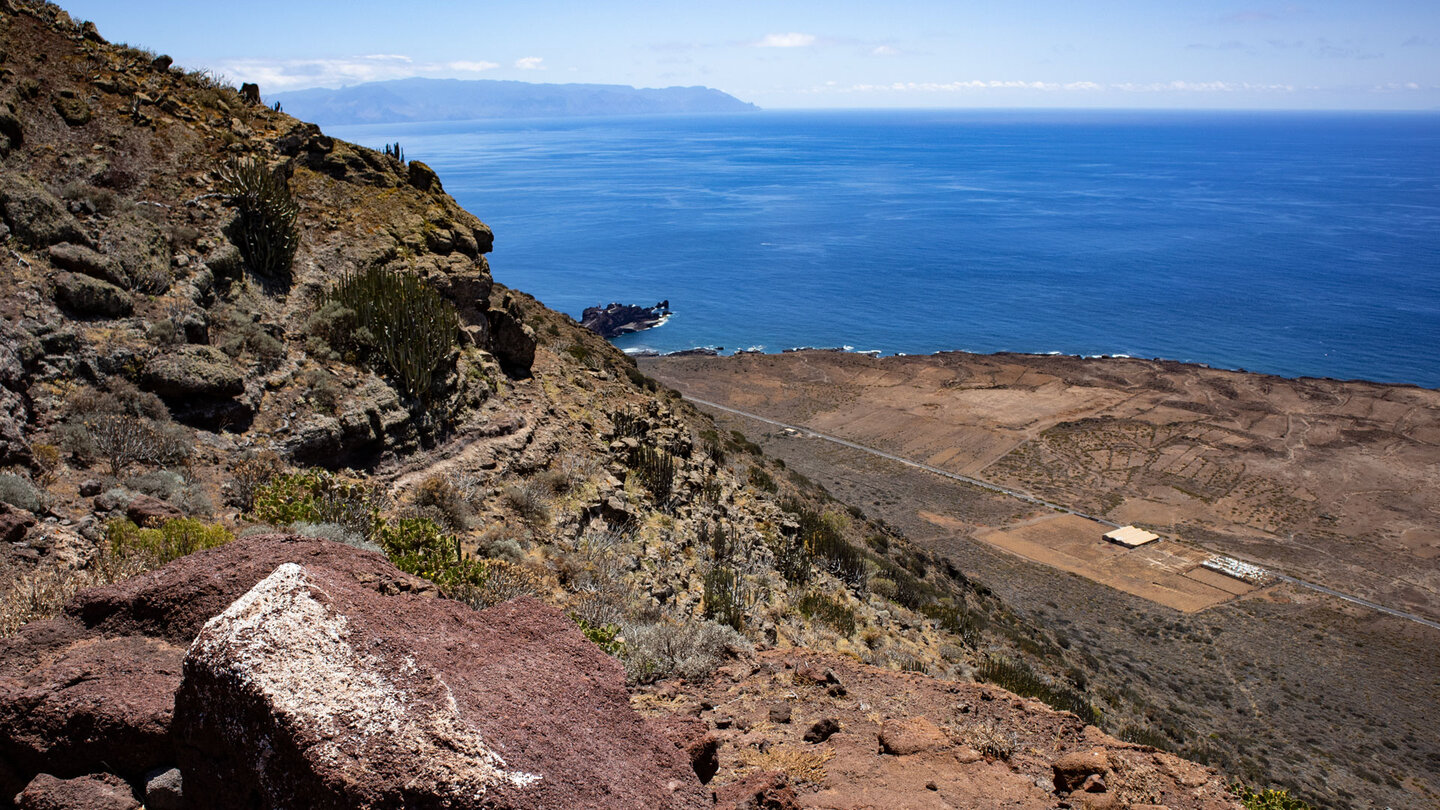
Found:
<box><xmin>383</xmin><ymin>141</ymin><xmax>404</xmax><ymax>164</ymax></box>
<box><xmin>217</xmin><ymin>158</ymin><xmax>299</xmax><ymax>286</ymax></box>
<box><xmin>322</xmin><ymin>265</ymin><xmax>459</xmax><ymax>405</ymax></box>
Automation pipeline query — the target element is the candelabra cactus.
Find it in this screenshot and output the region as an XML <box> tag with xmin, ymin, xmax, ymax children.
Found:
<box><xmin>323</xmin><ymin>265</ymin><xmax>459</xmax><ymax>406</ymax></box>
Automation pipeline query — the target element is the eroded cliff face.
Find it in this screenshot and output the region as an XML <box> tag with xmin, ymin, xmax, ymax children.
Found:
<box><xmin>0</xmin><ymin>3</ymin><xmax>1243</xmax><ymax>809</ymax></box>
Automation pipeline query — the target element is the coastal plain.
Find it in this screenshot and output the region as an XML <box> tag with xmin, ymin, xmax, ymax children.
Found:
<box><xmin>643</xmin><ymin>349</ymin><xmax>1440</xmax><ymax>809</ymax></box>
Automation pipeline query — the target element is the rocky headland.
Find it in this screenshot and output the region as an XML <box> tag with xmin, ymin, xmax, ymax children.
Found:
<box><xmin>581</xmin><ymin>300</ymin><xmax>671</xmax><ymax>338</ymax></box>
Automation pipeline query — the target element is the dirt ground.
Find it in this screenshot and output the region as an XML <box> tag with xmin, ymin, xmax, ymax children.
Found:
<box><xmin>642</xmin><ymin>350</ymin><xmax>1440</xmax><ymax>810</ymax></box>
<box><xmin>645</xmin><ymin>351</ymin><xmax>1440</xmax><ymax>622</ymax></box>
<box><xmin>969</xmin><ymin>514</ymin><xmax>1253</xmax><ymax>613</ymax></box>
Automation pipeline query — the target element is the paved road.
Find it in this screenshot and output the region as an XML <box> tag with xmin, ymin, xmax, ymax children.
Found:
<box><xmin>685</xmin><ymin>395</ymin><xmax>1440</xmax><ymax>633</ymax></box>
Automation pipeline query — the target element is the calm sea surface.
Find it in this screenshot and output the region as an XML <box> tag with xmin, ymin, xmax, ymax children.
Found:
<box><xmin>330</xmin><ymin>110</ymin><xmax>1440</xmax><ymax>387</ymax></box>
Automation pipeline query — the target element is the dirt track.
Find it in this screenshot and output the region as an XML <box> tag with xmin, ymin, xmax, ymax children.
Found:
<box><xmin>645</xmin><ymin>350</ymin><xmax>1440</xmax><ymax>621</ymax></box>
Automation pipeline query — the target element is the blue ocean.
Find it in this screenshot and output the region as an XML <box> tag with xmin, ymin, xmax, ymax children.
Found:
<box><xmin>330</xmin><ymin>110</ymin><xmax>1440</xmax><ymax>388</ymax></box>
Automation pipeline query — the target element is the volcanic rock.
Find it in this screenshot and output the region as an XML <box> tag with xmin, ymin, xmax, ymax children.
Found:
<box><xmin>878</xmin><ymin>716</ymin><xmax>948</xmax><ymax>756</ymax></box>
<box><xmin>713</xmin><ymin>771</ymin><xmax>801</xmax><ymax>810</ymax></box>
<box><xmin>12</xmin><ymin>772</ymin><xmax>141</xmax><ymax>810</ymax></box>
<box><xmin>580</xmin><ymin>301</ymin><xmax>671</xmax><ymax>338</ymax></box>
<box><xmin>123</xmin><ymin>494</ymin><xmax>184</xmax><ymax>527</ymax></box>
<box><xmin>139</xmin><ymin>345</ymin><xmax>244</xmax><ymax>399</ymax></box>
<box><xmin>0</xmin><ymin>635</ymin><xmax>185</xmax><ymax>787</ymax></box>
<box><xmin>50</xmin><ymin>273</ymin><xmax>132</xmax><ymax>318</ymax></box>
<box><xmin>174</xmin><ymin>562</ymin><xmax>708</xmax><ymax>809</ymax></box>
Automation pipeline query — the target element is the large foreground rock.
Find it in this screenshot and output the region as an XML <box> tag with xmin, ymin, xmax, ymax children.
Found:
<box><xmin>175</xmin><ymin>564</ymin><xmax>707</xmax><ymax>809</ymax></box>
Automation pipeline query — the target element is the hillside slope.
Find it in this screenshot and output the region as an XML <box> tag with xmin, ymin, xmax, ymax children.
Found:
<box><xmin>0</xmin><ymin>2</ymin><xmax>1241</xmax><ymax>808</ymax></box>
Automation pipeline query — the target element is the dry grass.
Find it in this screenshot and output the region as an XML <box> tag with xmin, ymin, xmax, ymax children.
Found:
<box><xmin>0</xmin><ymin>551</ymin><xmax>159</xmax><ymax>637</ymax></box>
<box><xmin>736</xmin><ymin>743</ymin><xmax>836</xmax><ymax>786</ymax></box>
<box><xmin>962</xmin><ymin>721</ymin><xmax>1017</xmax><ymax>761</ymax></box>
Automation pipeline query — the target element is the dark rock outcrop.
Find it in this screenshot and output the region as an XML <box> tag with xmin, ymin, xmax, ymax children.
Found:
<box><xmin>50</xmin><ymin>273</ymin><xmax>132</xmax><ymax>318</ymax></box>
<box><xmin>47</xmin><ymin>243</ymin><xmax>129</xmax><ymax>290</ymax></box>
<box><xmin>487</xmin><ymin>296</ymin><xmax>536</xmax><ymax>379</ymax></box>
<box><xmin>139</xmin><ymin>345</ymin><xmax>244</xmax><ymax>400</ymax></box>
<box><xmin>0</xmin><ymin>177</ymin><xmax>91</xmax><ymax>248</ymax></box>
<box><xmin>580</xmin><ymin>301</ymin><xmax>670</xmax><ymax>339</ymax></box>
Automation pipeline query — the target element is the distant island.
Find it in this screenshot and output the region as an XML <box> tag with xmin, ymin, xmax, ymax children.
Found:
<box><xmin>269</xmin><ymin>78</ymin><xmax>759</xmax><ymax>125</ymax></box>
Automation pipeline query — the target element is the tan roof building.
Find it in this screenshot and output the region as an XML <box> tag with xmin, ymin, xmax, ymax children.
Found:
<box><xmin>1104</xmin><ymin>526</ymin><xmax>1159</xmax><ymax>548</ymax></box>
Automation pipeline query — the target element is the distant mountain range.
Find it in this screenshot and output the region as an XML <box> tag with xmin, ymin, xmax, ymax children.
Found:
<box><xmin>269</xmin><ymin>78</ymin><xmax>758</xmax><ymax>125</ymax></box>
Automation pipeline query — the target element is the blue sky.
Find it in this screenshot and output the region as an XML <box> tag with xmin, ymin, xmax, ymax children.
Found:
<box><xmin>57</xmin><ymin>1</ymin><xmax>1440</xmax><ymax>109</ymax></box>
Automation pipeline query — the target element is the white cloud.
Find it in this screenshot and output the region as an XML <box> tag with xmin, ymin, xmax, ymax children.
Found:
<box><xmin>1112</xmin><ymin>80</ymin><xmax>1295</xmax><ymax>92</ymax></box>
<box><xmin>213</xmin><ymin>54</ymin><xmax>502</xmax><ymax>91</ymax></box>
<box><xmin>515</xmin><ymin>56</ymin><xmax>545</xmax><ymax>70</ymax></box>
<box><xmin>870</xmin><ymin>45</ymin><xmax>900</xmax><ymax>57</ymax></box>
<box><xmin>829</xmin><ymin>79</ymin><xmax>1105</xmax><ymax>93</ymax></box>
<box><xmin>812</xmin><ymin>79</ymin><xmax>1306</xmax><ymax>95</ymax></box>
<box><xmin>756</xmin><ymin>33</ymin><xmax>816</xmax><ymax>48</ymax></box>
<box><xmin>447</xmin><ymin>60</ymin><xmax>500</xmax><ymax>72</ymax></box>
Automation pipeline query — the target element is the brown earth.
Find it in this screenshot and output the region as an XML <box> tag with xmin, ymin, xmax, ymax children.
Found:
<box><xmin>645</xmin><ymin>351</ymin><xmax>1440</xmax><ymax>620</ymax></box>
<box><xmin>644</xmin><ymin>350</ymin><xmax>1440</xmax><ymax>809</ymax></box>
<box><xmin>637</xmin><ymin>650</ymin><xmax>1240</xmax><ymax>810</ymax></box>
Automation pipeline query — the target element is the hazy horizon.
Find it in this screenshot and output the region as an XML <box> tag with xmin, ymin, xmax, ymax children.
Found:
<box><xmin>53</xmin><ymin>0</ymin><xmax>1440</xmax><ymax>111</ymax></box>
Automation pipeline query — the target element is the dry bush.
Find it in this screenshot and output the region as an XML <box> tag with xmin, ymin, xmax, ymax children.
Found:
<box><xmin>58</xmin><ymin>383</ymin><xmax>192</xmax><ymax>476</ymax></box>
<box><xmin>618</xmin><ymin>618</ymin><xmax>749</xmax><ymax>684</ymax></box>
<box><xmin>736</xmin><ymin>744</ymin><xmax>836</xmax><ymax>785</ymax></box>
<box><xmin>227</xmin><ymin>450</ymin><xmax>285</xmax><ymax>511</ymax></box>
<box><xmin>414</xmin><ymin>474</ymin><xmax>473</xmax><ymax>531</ymax></box>
<box><xmin>447</xmin><ymin>559</ymin><xmax>542</xmax><ymax>610</ymax></box>
<box><xmin>502</xmin><ymin>480</ymin><xmax>551</xmax><ymax>526</ymax></box>
<box><xmin>963</xmin><ymin>721</ymin><xmax>1016</xmax><ymax>761</ymax></box>
<box><xmin>0</xmin><ymin>528</ymin><xmax>198</xmax><ymax>637</ymax></box>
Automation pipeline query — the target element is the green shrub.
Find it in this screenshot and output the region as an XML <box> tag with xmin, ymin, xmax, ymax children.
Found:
<box><xmin>572</xmin><ymin>616</ymin><xmax>624</xmax><ymax>657</ymax></box>
<box><xmin>703</xmin><ymin>565</ymin><xmax>746</xmax><ymax>631</ymax></box>
<box><xmin>977</xmin><ymin>654</ymin><xmax>1099</xmax><ymax>726</ymax></box>
<box><xmin>796</xmin><ymin>591</ymin><xmax>857</xmax><ymax>636</ymax></box>
<box><xmin>1231</xmin><ymin>785</ymin><xmax>1315</xmax><ymax>810</ymax></box>
<box><xmin>781</xmin><ymin>499</ymin><xmax>867</xmax><ymax>590</ymax></box>
<box><xmin>105</xmin><ymin>517</ymin><xmax>233</xmax><ymax>565</ymax></box>
<box><xmin>747</xmin><ymin>465</ymin><xmax>777</xmax><ymax>493</ymax></box>
<box><xmin>629</xmin><ymin>445</ymin><xmax>676</xmax><ymax>500</ymax></box>
<box><xmin>248</xmin><ymin>469</ymin><xmax>383</xmax><ymax>540</ymax></box>
<box><xmin>218</xmin><ymin>158</ymin><xmax>299</xmax><ymax>285</ymax></box>
<box><xmin>321</xmin><ymin>265</ymin><xmax>459</xmax><ymax>404</ymax></box>
<box><xmin>0</xmin><ymin>474</ymin><xmax>47</xmax><ymax>514</ymax></box>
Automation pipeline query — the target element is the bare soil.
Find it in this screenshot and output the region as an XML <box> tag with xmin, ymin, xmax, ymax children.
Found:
<box><xmin>643</xmin><ymin>350</ymin><xmax>1440</xmax><ymax>810</ymax></box>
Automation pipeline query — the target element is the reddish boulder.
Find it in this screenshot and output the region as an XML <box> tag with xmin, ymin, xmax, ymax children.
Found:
<box><xmin>173</xmin><ymin>563</ymin><xmax>708</xmax><ymax>809</ymax></box>
<box><xmin>713</xmin><ymin>771</ymin><xmax>800</xmax><ymax>810</ymax></box>
<box><xmin>0</xmin><ymin>502</ymin><xmax>36</xmax><ymax>543</ymax></box>
<box><xmin>122</xmin><ymin>495</ymin><xmax>184</xmax><ymax>527</ymax></box>
<box><xmin>65</xmin><ymin>533</ymin><xmax>436</xmax><ymax>644</ymax></box>
<box><xmin>13</xmin><ymin>772</ymin><xmax>141</xmax><ymax>810</ymax></box>
<box><xmin>0</xmin><ymin>636</ymin><xmax>183</xmax><ymax>784</ymax></box>
<box><xmin>878</xmin><ymin>716</ymin><xmax>949</xmax><ymax>756</ymax></box>
<box><xmin>1053</xmin><ymin>749</ymin><xmax>1112</xmax><ymax>793</ymax></box>
<box><xmin>652</xmin><ymin>714</ymin><xmax>720</xmax><ymax>784</ymax></box>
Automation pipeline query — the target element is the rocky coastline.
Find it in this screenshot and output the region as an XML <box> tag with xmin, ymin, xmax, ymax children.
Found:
<box><xmin>579</xmin><ymin>300</ymin><xmax>670</xmax><ymax>338</ymax></box>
